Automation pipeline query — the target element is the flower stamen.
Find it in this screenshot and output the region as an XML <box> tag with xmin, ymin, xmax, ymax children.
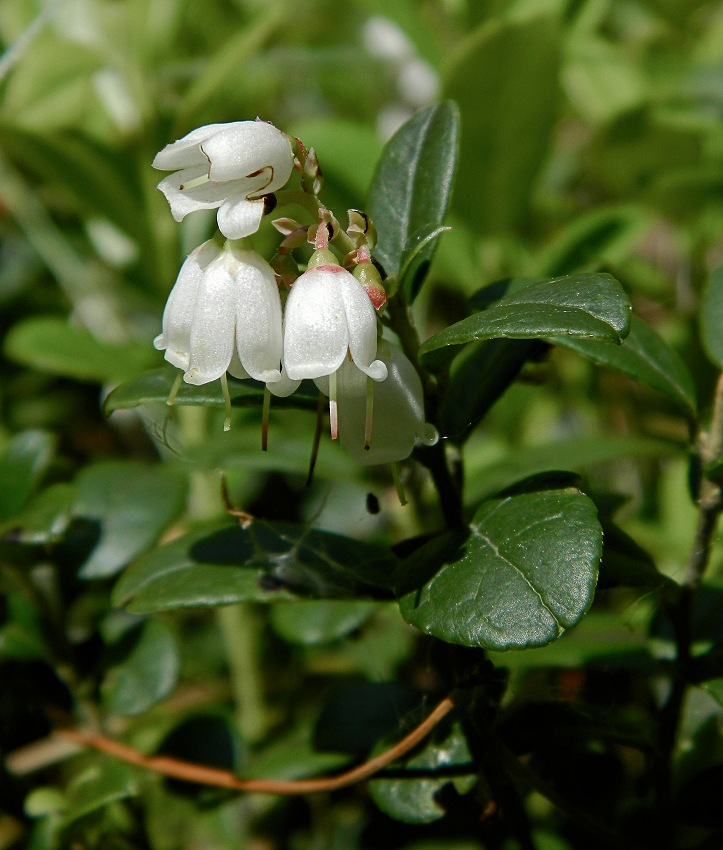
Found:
<box><xmin>306</xmin><ymin>392</ymin><xmax>326</xmax><ymax>487</ymax></box>
<box><xmin>179</xmin><ymin>173</ymin><xmax>212</xmax><ymax>191</ymax></box>
<box><xmin>329</xmin><ymin>369</ymin><xmax>338</xmax><ymax>440</ymax></box>
<box><xmin>167</xmin><ymin>371</ymin><xmax>183</xmax><ymax>406</ymax></box>
<box><xmin>261</xmin><ymin>387</ymin><xmax>271</xmax><ymax>451</ymax></box>
<box><xmin>220</xmin><ymin>373</ymin><xmax>232</xmax><ymax>431</ymax></box>
<box><xmin>364</xmin><ymin>377</ymin><xmax>374</xmax><ymax>451</ymax></box>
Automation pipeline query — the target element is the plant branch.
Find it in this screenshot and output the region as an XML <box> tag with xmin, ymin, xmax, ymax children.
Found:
<box><xmin>56</xmin><ymin>691</ymin><xmax>458</xmax><ymax>796</ymax></box>
<box><xmin>655</xmin><ymin>372</ymin><xmax>723</xmax><ymax>841</ymax></box>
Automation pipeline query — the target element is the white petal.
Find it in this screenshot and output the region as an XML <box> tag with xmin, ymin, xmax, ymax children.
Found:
<box><xmin>227</xmin><ymin>347</ymin><xmax>250</xmax><ymax>380</ymax></box>
<box><xmin>266</xmin><ymin>368</ymin><xmax>301</xmax><ymax>398</ymax></box>
<box><xmin>152</xmin><ymin>123</ymin><xmax>234</xmax><ymax>170</ymax></box>
<box><xmin>202</xmin><ymin>121</ymin><xmax>294</xmax><ymax>187</ymax></box>
<box><xmin>154</xmin><ymin>240</ymin><xmax>220</xmax><ymax>371</ymax></box>
<box><xmin>283</xmin><ymin>269</ymin><xmax>349</xmax><ymax>380</ymax></box>
<box><xmin>231</xmin><ymin>248</ymin><xmax>283</xmax><ymax>382</ymax></box>
<box><xmin>336</xmin><ymin>271</ymin><xmax>388</xmax><ymax>381</ymax></box>
<box><xmin>184</xmin><ymin>253</ymin><xmax>238</xmax><ymax>385</ymax></box>
<box><xmin>217</xmin><ymin>195</ymin><xmax>265</xmax><ymax>240</ymax></box>
<box><xmin>156</xmin><ymin>166</ymin><xmax>224</xmax><ymax>221</ymax></box>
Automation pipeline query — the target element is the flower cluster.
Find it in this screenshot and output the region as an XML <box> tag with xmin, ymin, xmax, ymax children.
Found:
<box><xmin>153</xmin><ymin>120</ymin><xmax>436</xmax><ymax>466</ymax></box>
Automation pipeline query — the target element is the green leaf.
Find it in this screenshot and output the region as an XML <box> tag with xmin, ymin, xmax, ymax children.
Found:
<box><xmin>440</xmin><ymin>337</ymin><xmax>546</xmax><ymax>439</ymax></box>
<box><xmin>397</xmin><ymin>224</ymin><xmax>453</xmax><ymax>303</ymax></box>
<box><xmin>368</xmin><ymin>102</ymin><xmax>459</xmax><ymax>299</ymax></box>
<box><xmin>102</xmin><ymin>620</ymin><xmax>179</xmax><ymax>717</ymax></box>
<box><xmin>554</xmin><ymin>314</ymin><xmax>697</xmax><ymax>415</ymax></box>
<box><xmin>395</xmin><ymin>489</ymin><xmax>601</xmax><ymax>650</ymax></box>
<box><xmin>534</xmin><ymin>205</ymin><xmax>652</xmax><ymax>277</ymax></box>
<box><xmin>419</xmin><ymin>273</ymin><xmax>632</xmax><ymax>365</ymax></box>
<box><xmin>74</xmin><ymin>462</ymin><xmax>187</xmax><ymax>579</ymax></box>
<box><xmin>444</xmin><ymin>15</ymin><xmax>560</xmax><ymax>233</ymax></box>
<box><xmin>112</xmin><ymin>522</ymin><xmax>396</xmax><ymax>614</ymax></box>
<box><xmin>270</xmin><ymin>599</ymin><xmax>382</xmax><ymax>645</ymax></box>
<box><xmin>4</xmin><ymin>317</ymin><xmax>155</xmax><ymax>383</ymax></box>
<box><xmin>465</xmin><ymin>435</ymin><xmax>682</xmax><ymax>505</ymax></box>
<box><xmin>314</xmin><ymin>684</ymin><xmax>420</xmax><ymax>754</ymax></box>
<box><xmin>0</xmin><ymin>483</ymin><xmax>74</xmax><ymax>545</ymax></box>
<box><xmin>369</xmin><ymin>720</ymin><xmax>475</xmax><ymax>824</ymax></box>
<box><xmin>0</xmin><ymin>430</ymin><xmax>55</xmax><ymax>522</ymax></box>
<box><xmin>103</xmin><ymin>367</ymin><xmax>318</xmax><ymax>414</ymax></box>
<box><xmin>63</xmin><ymin>762</ymin><xmax>138</xmax><ymax>825</ymax></box>
<box><xmin>701</xmin><ymin>263</ymin><xmax>723</xmax><ymax>369</ymax></box>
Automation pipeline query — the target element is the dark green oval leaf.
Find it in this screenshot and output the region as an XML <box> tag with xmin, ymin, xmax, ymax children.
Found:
<box><xmin>419</xmin><ymin>273</ymin><xmax>632</xmax><ymax>366</ymax></box>
<box><xmin>0</xmin><ymin>483</ymin><xmax>74</xmax><ymax>545</ymax></box>
<box><xmin>113</xmin><ymin>522</ymin><xmax>396</xmax><ymax>614</ymax></box>
<box><xmin>701</xmin><ymin>263</ymin><xmax>723</xmax><ymax>369</ymax></box>
<box><xmin>4</xmin><ymin>316</ymin><xmax>155</xmax><ymax>383</ymax></box>
<box><xmin>0</xmin><ymin>430</ymin><xmax>55</xmax><ymax>523</ymax></box>
<box><xmin>101</xmin><ymin>620</ymin><xmax>179</xmax><ymax>716</ymax></box>
<box><xmin>75</xmin><ymin>461</ymin><xmax>187</xmax><ymax>579</ymax></box>
<box><xmin>368</xmin><ymin>101</ymin><xmax>458</xmax><ymax>299</ymax></box>
<box><xmin>396</xmin><ymin>489</ymin><xmax>601</xmax><ymax>650</ymax></box>
<box><xmin>554</xmin><ymin>313</ymin><xmax>697</xmax><ymax>415</ymax></box>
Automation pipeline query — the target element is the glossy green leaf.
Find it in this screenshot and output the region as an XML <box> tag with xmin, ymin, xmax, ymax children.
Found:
<box><xmin>445</xmin><ymin>15</ymin><xmax>560</xmax><ymax>233</ymax></box>
<box><xmin>554</xmin><ymin>314</ymin><xmax>697</xmax><ymax>415</ymax></box>
<box><xmin>0</xmin><ymin>483</ymin><xmax>74</xmax><ymax>545</ymax></box>
<box><xmin>103</xmin><ymin>367</ymin><xmax>318</xmax><ymax>414</ymax></box>
<box><xmin>396</xmin><ymin>489</ymin><xmax>601</xmax><ymax>650</ymax></box>
<box><xmin>74</xmin><ymin>462</ymin><xmax>187</xmax><ymax>579</ymax></box>
<box><xmin>368</xmin><ymin>102</ymin><xmax>458</xmax><ymax>299</ymax></box>
<box><xmin>4</xmin><ymin>317</ymin><xmax>155</xmax><ymax>383</ymax></box>
<box><xmin>0</xmin><ymin>430</ymin><xmax>55</xmax><ymax>522</ymax></box>
<box><xmin>701</xmin><ymin>263</ymin><xmax>723</xmax><ymax>369</ymax></box>
<box><xmin>112</xmin><ymin>522</ymin><xmax>396</xmax><ymax>614</ymax></box>
<box><xmin>102</xmin><ymin>620</ymin><xmax>179</xmax><ymax>716</ymax></box>
<box><xmin>369</xmin><ymin>720</ymin><xmax>475</xmax><ymax>824</ymax></box>
<box><xmin>270</xmin><ymin>599</ymin><xmax>382</xmax><ymax>645</ymax></box>
<box><xmin>419</xmin><ymin>273</ymin><xmax>632</xmax><ymax>366</ymax></box>
<box><xmin>397</xmin><ymin>224</ymin><xmax>453</xmax><ymax>303</ymax></box>
<box><xmin>486</xmin><ymin>611</ymin><xmax>655</xmax><ymax>673</ymax></box>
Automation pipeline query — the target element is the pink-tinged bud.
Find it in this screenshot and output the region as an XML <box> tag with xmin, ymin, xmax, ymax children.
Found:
<box><xmin>353</xmin><ymin>262</ymin><xmax>387</xmax><ymax>311</ymax></box>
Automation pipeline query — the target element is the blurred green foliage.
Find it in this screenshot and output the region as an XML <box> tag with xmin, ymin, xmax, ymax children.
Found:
<box><xmin>1</xmin><ymin>0</ymin><xmax>722</xmax><ymax>848</ymax></box>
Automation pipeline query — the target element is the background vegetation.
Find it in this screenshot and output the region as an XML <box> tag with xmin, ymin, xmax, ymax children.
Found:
<box><xmin>1</xmin><ymin>0</ymin><xmax>722</xmax><ymax>848</ymax></box>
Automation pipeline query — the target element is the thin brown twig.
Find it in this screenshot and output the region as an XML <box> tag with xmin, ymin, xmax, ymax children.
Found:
<box><xmin>56</xmin><ymin>692</ymin><xmax>458</xmax><ymax>796</ymax></box>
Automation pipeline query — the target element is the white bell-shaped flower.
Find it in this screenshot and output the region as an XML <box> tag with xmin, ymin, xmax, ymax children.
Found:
<box><xmin>154</xmin><ymin>240</ymin><xmax>283</xmax><ymax>386</ymax></box>
<box><xmin>332</xmin><ymin>339</ymin><xmax>438</xmax><ymax>465</ymax></box>
<box><xmin>153</xmin><ymin>120</ymin><xmax>294</xmax><ymax>240</ymax></box>
<box><xmin>282</xmin><ymin>259</ymin><xmax>388</xmax><ymax>383</ymax></box>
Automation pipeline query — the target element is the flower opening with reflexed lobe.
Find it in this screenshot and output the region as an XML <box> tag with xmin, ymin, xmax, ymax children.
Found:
<box><xmin>153</xmin><ymin>120</ymin><xmax>294</xmax><ymax>239</ymax></box>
